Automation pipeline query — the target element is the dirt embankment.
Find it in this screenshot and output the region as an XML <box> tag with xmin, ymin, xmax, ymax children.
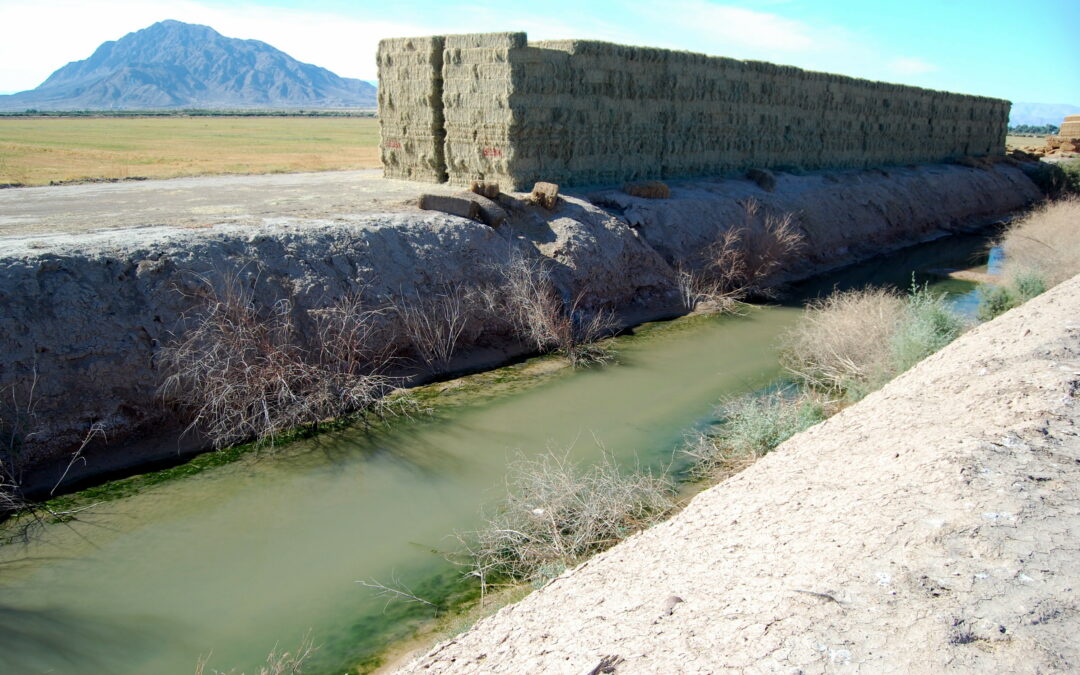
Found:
<box><xmin>0</xmin><ymin>164</ymin><xmax>1041</xmax><ymax>490</ymax></box>
<box><xmin>401</xmin><ymin>272</ymin><xmax>1080</xmax><ymax>673</ymax></box>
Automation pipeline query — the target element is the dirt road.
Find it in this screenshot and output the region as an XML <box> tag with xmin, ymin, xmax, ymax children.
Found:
<box><xmin>401</xmin><ymin>273</ymin><xmax>1080</xmax><ymax>673</ymax></box>
<box><xmin>0</xmin><ymin>170</ymin><xmax>456</xmax><ymax>236</ymax></box>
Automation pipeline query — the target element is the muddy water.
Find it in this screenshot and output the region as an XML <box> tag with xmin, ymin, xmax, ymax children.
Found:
<box><xmin>0</xmin><ymin>234</ymin><xmax>990</xmax><ymax>674</ymax></box>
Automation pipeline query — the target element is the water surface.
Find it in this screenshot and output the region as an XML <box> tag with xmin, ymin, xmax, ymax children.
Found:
<box><xmin>0</xmin><ymin>233</ymin><xmax>992</xmax><ymax>673</ymax></box>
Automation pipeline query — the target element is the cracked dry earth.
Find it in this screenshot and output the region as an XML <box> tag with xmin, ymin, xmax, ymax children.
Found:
<box><xmin>401</xmin><ymin>274</ymin><xmax>1080</xmax><ymax>674</ymax></box>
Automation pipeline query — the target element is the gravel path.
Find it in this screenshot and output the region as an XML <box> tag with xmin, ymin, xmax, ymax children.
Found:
<box><xmin>401</xmin><ymin>273</ymin><xmax>1080</xmax><ymax>673</ymax></box>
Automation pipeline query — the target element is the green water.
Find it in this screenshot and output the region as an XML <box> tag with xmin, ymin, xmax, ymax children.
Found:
<box><xmin>0</xmin><ymin>234</ymin><xmax>989</xmax><ymax>674</ymax></box>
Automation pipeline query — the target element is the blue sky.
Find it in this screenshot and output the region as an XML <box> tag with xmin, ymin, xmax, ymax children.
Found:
<box><xmin>1</xmin><ymin>0</ymin><xmax>1077</xmax><ymax>103</ymax></box>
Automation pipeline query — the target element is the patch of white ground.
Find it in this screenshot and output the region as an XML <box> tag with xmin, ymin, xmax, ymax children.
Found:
<box><xmin>401</xmin><ymin>274</ymin><xmax>1080</xmax><ymax>673</ymax></box>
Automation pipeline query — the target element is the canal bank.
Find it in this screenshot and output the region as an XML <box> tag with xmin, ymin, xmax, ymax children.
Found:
<box><xmin>0</xmin><ymin>231</ymin><xmax>999</xmax><ymax>674</ymax></box>
<box><xmin>400</xmin><ymin>269</ymin><xmax>1080</xmax><ymax>674</ymax></box>
<box><xmin>0</xmin><ymin>162</ymin><xmax>1041</xmax><ymax>492</ymax></box>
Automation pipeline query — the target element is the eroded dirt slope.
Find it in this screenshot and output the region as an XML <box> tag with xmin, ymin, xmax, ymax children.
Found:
<box><xmin>401</xmin><ymin>274</ymin><xmax>1080</xmax><ymax>673</ymax></box>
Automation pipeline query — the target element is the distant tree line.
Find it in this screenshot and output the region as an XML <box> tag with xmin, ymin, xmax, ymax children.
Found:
<box><xmin>1009</xmin><ymin>124</ymin><xmax>1060</xmax><ymax>135</ymax></box>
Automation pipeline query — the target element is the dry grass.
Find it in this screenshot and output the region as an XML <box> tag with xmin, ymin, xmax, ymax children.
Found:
<box><xmin>459</xmin><ymin>451</ymin><xmax>674</xmax><ymax>590</ymax></box>
<box><xmin>997</xmin><ymin>197</ymin><xmax>1080</xmax><ymax>288</ymax></box>
<box><xmin>159</xmin><ymin>272</ymin><xmax>403</xmax><ymax>449</ymax></box>
<box><xmin>781</xmin><ymin>285</ymin><xmax>967</xmax><ymax>399</ymax></box>
<box><xmin>0</xmin><ymin>117</ymin><xmax>380</xmax><ymax>186</ymax></box>
<box><xmin>196</xmin><ymin>633</ymin><xmax>317</xmax><ymax>675</ymax></box>
<box><xmin>392</xmin><ymin>283</ymin><xmax>484</xmax><ymax>375</ymax></box>
<box><xmin>780</xmin><ymin>288</ymin><xmax>905</xmax><ymax>395</ymax></box>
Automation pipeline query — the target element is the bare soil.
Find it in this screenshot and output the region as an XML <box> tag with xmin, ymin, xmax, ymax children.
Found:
<box><xmin>400</xmin><ymin>272</ymin><xmax>1080</xmax><ymax>673</ymax></box>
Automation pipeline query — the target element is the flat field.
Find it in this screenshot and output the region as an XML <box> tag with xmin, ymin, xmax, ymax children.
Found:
<box><xmin>1006</xmin><ymin>133</ymin><xmax>1048</xmax><ymax>149</ymax></box>
<box><xmin>0</xmin><ymin>116</ymin><xmax>381</xmax><ymax>186</ymax></box>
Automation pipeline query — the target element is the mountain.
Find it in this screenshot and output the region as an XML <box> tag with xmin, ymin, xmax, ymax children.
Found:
<box><xmin>1009</xmin><ymin>102</ymin><xmax>1080</xmax><ymax>127</ymax></box>
<box><xmin>0</xmin><ymin>20</ymin><xmax>376</xmax><ymax>110</ymax></box>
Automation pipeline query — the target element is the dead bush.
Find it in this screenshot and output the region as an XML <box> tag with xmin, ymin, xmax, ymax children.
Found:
<box><xmin>499</xmin><ymin>252</ymin><xmax>616</xmax><ymax>366</ymax></box>
<box><xmin>392</xmin><ymin>282</ymin><xmax>484</xmax><ymax>374</ymax></box>
<box><xmin>459</xmin><ymin>451</ymin><xmax>674</xmax><ymax>590</ymax></box>
<box><xmin>160</xmin><ymin>273</ymin><xmax>403</xmax><ymax>449</ymax></box>
<box><xmin>779</xmin><ymin>288</ymin><xmax>905</xmax><ymax>396</ymax></box>
<box><xmin>682</xmin><ymin>199</ymin><xmax>804</xmax><ymax>310</ymax></box>
<box><xmin>996</xmin><ymin>196</ymin><xmax>1080</xmax><ymax>288</ymax></box>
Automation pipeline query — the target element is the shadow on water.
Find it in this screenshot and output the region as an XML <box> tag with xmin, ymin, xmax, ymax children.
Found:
<box><xmin>0</xmin><ymin>605</ymin><xmax>179</xmax><ymax>673</ymax></box>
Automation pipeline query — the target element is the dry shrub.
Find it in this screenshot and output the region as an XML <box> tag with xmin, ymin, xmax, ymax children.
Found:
<box><xmin>392</xmin><ymin>282</ymin><xmax>479</xmax><ymax>374</ymax></box>
<box><xmin>682</xmin><ymin>199</ymin><xmax>804</xmax><ymax>310</ymax></box>
<box><xmin>461</xmin><ymin>451</ymin><xmax>674</xmax><ymax>589</ymax></box>
<box><xmin>782</xmin><ymin>284</ymin><xmax>967</xmax><ymax>399</ymax></box>
<box><xmin>160</xmin><ymin>273</ymin><xmax>402</xmax><ymax>449</ymax></box>
<box><xmin>499</xmin><ymin>252</ymin><xmax>616</xmax><ymax>366</ymax></box>
<box><xmin>780</xmin><ymin>288</ymin><xmax>905</xmax><ymax>396</ymax></box>
<box><xmin>997</xmin><ymin>196</ymin><xmax>1080</xmax><ymax>288</ymax></box>
<box><xmin>196</xmin><ymin>633</ymin><xmax>317</xmax><ymax>675</ymax></box>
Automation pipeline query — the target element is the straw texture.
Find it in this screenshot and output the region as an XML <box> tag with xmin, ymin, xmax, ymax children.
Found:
<box><xmin>379</xmin><ymin>32</ymin><xmax>1011</xmax><ymax>189</ymax></box>
<box><xmin>378</xmin><ymin>35</ymin><xmax>447</xmax><ymax>182</ymax></box>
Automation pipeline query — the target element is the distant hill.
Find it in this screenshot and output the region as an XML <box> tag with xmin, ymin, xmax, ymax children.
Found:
<box><xmin>0</xmin><ymin>20</ymin><xmax>376</xmax><ymax>111</ymax></box>
<box><xmin>1010</xmin><ymin>102</ymin><xmax>1080</xmax><ymax>127</ymax></box>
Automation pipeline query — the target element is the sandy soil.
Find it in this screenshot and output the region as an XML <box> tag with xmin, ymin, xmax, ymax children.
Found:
<box><xmin>0</xmin><ymin>169</ymin><xmax>457</xmax><ymax>236</ymax></box>
<box><xmin>400</xmin><ymin>273</ymin><xmax>1080</xmax><ymax>673</ymax></box>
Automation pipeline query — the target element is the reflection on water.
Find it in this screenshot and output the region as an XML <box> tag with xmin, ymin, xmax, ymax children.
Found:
<box><xmin>0</xmin><ymin>233</ymin><xmax>996</xmax><ymax>674</ymax></box>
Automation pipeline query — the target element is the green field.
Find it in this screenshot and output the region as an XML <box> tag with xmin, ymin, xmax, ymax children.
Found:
<box><xmin>0</xmin><ymin>116</ymin><xmax>381</xmax><ymax>186</ymax></box>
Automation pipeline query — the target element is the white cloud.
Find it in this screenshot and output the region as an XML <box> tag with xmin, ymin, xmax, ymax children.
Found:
<box><xmin>889</xmin><ymin>57</ymin><xmax>939</xmax><ymax>75</ymax></box>
<box><xmin>0</xmin><ymin>0</ymin><xmax>946</xmax><ymax>94</ymax></box>
<box><xmin>653</xmin><ymin>2</ymin><xmax>815</xmax><ymax>51</ymax></box>
<box><xmin>0</xmin><ymin>0</ymin><xmax>426</xmax><ymax>91</ymax></box>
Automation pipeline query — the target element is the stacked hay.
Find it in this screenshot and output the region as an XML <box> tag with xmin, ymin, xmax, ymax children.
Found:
<box><xmin>379</xmin><ymin>31</ymin><xmax>1011</xmax><ymax>189</ymax></box>
<box><xmin>377</xmin><ymin>36</ymin><xmax>446</xmax><ymax>182</ymax></box>
<box><xmin>441</xmin><ymin>32</ymin><xmax>531</xmax><ymax>189</ymax></box>
<box><xmin>1061</xmin><ymin>115</ymin><xmax>1080</xmax><ymax>137</ymax></box>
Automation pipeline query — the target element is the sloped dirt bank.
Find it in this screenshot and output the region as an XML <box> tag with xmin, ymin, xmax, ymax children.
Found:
<box><xmin>0</xmin><ymin>164</ymin><xmax>1041</xmax><ymax>491</ymax></box>
<box><xmin>401</xmin><ymin>272</ymin><xmax>1080</xmax><ymax>674</ymax></box>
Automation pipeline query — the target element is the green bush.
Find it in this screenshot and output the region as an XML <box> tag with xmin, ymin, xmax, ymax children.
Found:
<box><xmin>889</xmin><ymin>284</ymin><xmax>968</xmax><ymax>374</ymax></box>
<box><xmin>976</xmin><ymin>272</ymin><xmax>1048</xmax><ymax>321</ymax></box>
<box><xmin>684</xmin><ymin>388</ymin><xmax>828</xmax><ymax>479</ymax></box>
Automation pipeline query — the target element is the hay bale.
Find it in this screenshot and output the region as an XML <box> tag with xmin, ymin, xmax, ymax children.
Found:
<box><xmin>530</xmin><ymin>182</ymin><xmax>560</xmax><ymax>210</ymax></box>
<box><xmin>378</xmin><ymin>35</ymin><xmax>447</xmax><ymax>183</ymax></box>
<box><xmin>622</xmin><ymin>181</ymin><xmax>670</xmax><ymax>199</ymax></box>
<box><xmin>455</xmin><ymin>191</ymin><xmax>508</xmax><ymax>227</ymax></box>
<box><xmin>418</xmin><ymin>193</ymin><xmax>480</xmax><ymax>220</ymax></box>
<box><xmin>383</xmin><ymin>30</ymin><xmax>1011</xmax><ymax>189</ymax></box>
<box><xmin>470</xmin><ymin>180</ymin><xmax>501</xmax><ymax>199</ymax></box>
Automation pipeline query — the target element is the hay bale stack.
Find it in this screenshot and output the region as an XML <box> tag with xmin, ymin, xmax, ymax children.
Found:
<box><xmin>378</xmin><ymin>36</ymin><xmax>447</xmax><ymax>182</ymax></box>
<box><xmin>380</xmin><ymin>31</ymin><xmax>1011</xmax><ymax>189</ymax></box>
<box><xmin>1059</xmin><ymin>115</ymin><xmax>1080</xmax><ymax>137</ymax></box>
<box><xmin>441</xmin><ymin>32</ymin><xmax>532</xmax><ymax>189</ymax></box>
